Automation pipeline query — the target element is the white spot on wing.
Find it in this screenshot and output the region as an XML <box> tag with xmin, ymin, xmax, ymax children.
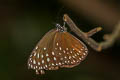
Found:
<box><xmin>45</xmin><ymin>65</ymin><xmax>48</xmax><ymax>68</ymax></box>
<box><xmin>73</xmin><ymin>56</ymin><xmax>75</xmax><ymax>58</ymax></box>
<box><xmin>77</xmin><ymin>53</ymin><xmax>80</xmax><ymax>55</ymax></box>
<box><xmin>36</xmin><ymin>46</ymin><xmax>38</xmax><ymax>49</ymax></box>
<box><xmin>41</xmin><ymin>54</ymin><xmax>44</xmax><ymax>58</ymax></box>
<box><xmin>30</xmin><ymin>54</ymin><xmax>32</xmax><ymax>57</ymax></box>
<box><xmin>31</xmin><ymin>65</ymin><xmax>33</xmax><ymax>68</ymax></box>
<box><xmin>65</xmin><ymin>61</ymin><xmax>67</xmax><ymax>63</ymax></box>
<box><xmin>52</xmin><ymin>63</ymin><xmax>54</xmax><ymax>66</ymax></box>
<box><xmin>42</xmin><ymin>60</ymin><xmax>44</xmax><ymax>64</ymax></box>
<box><xmin>59</xmin><ymin>47</ymin><xmax>62</xmax><ymax>50</ymax></box>
<box><xmin>56</xmin><ymin>63</ymin><xmax>58</xmax><ymax>65</ymax></box>
<box><xmin>81</xmin><ymin>49</ymin><xmax>83</xmax><ymax>51</ymax></box>
<box><xmin>64</xmin><ymin>56</ymin><xmax>67</xmax><ymax>59</ymax></box>
<box><xmin>36</xmin><ymin>66</ymin><xmax>38</xmax><ymax>68</ymax></box>
<box><xmin>37</xmin><ymin>53</ymin><xmax>39</xmax><ymax>58</ymax></box>
<box><xmin>28</xmin><ymin>64</ymin><xmax>30</xmax><ymax>67</ymax></box>
<box><xmin>44</xmin><ymin>47</ymin><xmax>46</xmax><ymax>50</ymax></box>
<box><xmin>47</xmin><ymin>58</ymin><xmax>50</xmax><ymax>62</ymax></box>
<box><xmin>56</xmin><ymin>43</ymin><xmax>59</xmax><ymax>46</ymax></box>
<box><xmin>81</xmin><ymin>56</ymin><xmax>84</xmax><ymax>58</ymax></box>
<box><xmin>59</xmin><ymin>53</ymin><xmax>61</xmax><ymax>55</ymax></box>
<box><xmin>60</xmin><ymin>58</ymin><xmax>63</xmax><ymax>60</ymax></box>
<box><xmin>46</xmin><ymin>53</ymin><xmax>49</xmax><ymax>56</ymax></box>
<box><xmin>38</xmin><ymin>62</ymin><xmax>40</xmax><ymax>65</ymax></box>
<box><xmin>33</xmin><ymin>67</ymin><xmax>35</xmax><ymax>69</ymax></box>
<box><xmin>85</xmin><ymin>50</ymin><xmax>88</xmax><ymax>53</ymax></box>
<box><xmin>33</xmin><ymin>59</ymin><xmax>36</xmax><ymax>64</ymax></box>
<box><xmin>73</xmin><ymin>60</ymin><xmax>75</xmax><ymax>62</ymax></box>
<box><xmin>59</xmin><ymin>62</ymin><xmax>61</xmax><ymax>65</ymax></box>
<box><xmin>83</xmin><ymin>53</ymin><xmax>86</xmax><ymax>55</ymax></box>
<box><xmin>69</xmin><ymin>56</ymin><xmax>71</xmax><ymax>59</ymax></box>
<box><xmin>66</xmin><ymin>48</ymin><xmax>68</xmax><ymax>50</ymax></box>
<box><xmin>75</xmin><ymin>54</ymin><xmax>77</xmax><ymax>56</ymax></box>
<box><xmin>79</xmin><ymin>58</ymin><xmax>82</xmax><ymax>60</ymax></box>
<box><xmin>54</xmin><ymin>57</ymin><xmax>56</xmax><ymax>61</ymax></box>
<box><xmin>52</xmin><ymin>52</ymin><xmax>55</xmax><ymax>55</ymax></box>
<box><xmin>63</xmin><ymin>50</ymin><xmax>66</xmax><ymax>53</ymax></box>
<box><xmin>40</xmin><ymin>67</ymin><xmax>43</xmax><ymax>69</ymax></box>
<box><xmin>34</xmin><ymin>52</ymin><xmax>36</xmax><ymax>56</ymax></box>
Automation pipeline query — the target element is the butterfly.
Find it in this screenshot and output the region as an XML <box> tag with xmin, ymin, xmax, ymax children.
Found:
<box><xmin>27</xmin><ymin>23</ymin><xmax>88</xmax><ymax>74</ymax></box>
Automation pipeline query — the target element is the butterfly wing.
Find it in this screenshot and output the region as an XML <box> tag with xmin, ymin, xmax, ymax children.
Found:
<box><xmin>28</xmin><ymin>29</ymin><xmax>88</xmax><ymax>75</ymax></box>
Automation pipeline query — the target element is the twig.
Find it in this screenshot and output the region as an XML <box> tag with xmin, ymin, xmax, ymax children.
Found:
<box><xmin>86</xmin><ymin>27</ymin><xmax>102</xmax><ymax>37</ymax></box>
<box><xmin>63</xmin><ymin>14</ymin><xmax>120</xmax><ymax>51</ymax></box>
<box><xmin>100</xmin><ymin>22</ymin><xmax>120</xmax><ymax>49</ymax></box>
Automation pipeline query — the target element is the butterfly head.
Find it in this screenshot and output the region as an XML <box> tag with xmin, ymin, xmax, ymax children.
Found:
<box><xmin>56</xmin><ymin>23</ymin><xmax>67</xmax><ymax>32</ymax></box>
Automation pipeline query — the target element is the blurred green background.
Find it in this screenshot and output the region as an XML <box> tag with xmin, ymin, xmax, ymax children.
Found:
<box><xmin>0</xmin><ymin>0</ymin><xmax>120</xmax><ymax>80</ymax></box>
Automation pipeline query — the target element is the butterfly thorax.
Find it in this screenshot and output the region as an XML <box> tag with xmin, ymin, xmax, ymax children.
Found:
<box><xmin>56</xmin><ymin>23</ymin><xmax>67</xmax><ymax>32</ymax></box>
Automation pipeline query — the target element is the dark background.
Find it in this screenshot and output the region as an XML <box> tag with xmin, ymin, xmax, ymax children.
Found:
<box><xmin>0</xmin><ymin>0</ymin><xmax>120</xmax><ymax>80</ymax></box>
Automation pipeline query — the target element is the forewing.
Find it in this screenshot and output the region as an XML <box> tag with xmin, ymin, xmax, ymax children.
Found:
<box><xmin>28</xmin><ymin>29</ymin><xmax>58</xmax><ymax>74</ymax></box>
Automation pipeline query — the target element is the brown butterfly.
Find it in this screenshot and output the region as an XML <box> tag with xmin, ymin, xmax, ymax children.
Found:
<box><xmin>27</xmin><ymin>23</ymin><xmax>88</xmax><ymax>74</ymax></box>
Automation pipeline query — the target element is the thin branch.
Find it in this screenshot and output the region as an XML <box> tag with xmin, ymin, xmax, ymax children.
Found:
<box><xmin>63</xmin><ymin>14</ymin><xmax>120</xmax><ymax>51</ymax></box>
<box><xmin>100</xmin><ymin>23</ymin><xmax>120</xmax><ymax>49</ymax></box>
<box><xmin>86</xmin><ymin>27</ymin><xmax>102</xmax><ymax>37</ymax></box>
